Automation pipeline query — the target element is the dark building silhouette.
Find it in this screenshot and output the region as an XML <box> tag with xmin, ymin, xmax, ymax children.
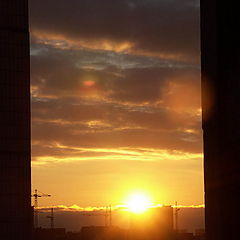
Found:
<box><xmin>81</xmin><ymin>226</ymin><xmax>127</xmax><ymax>240</ymax></box>
<box><xmin>194</xmin><ymin>229</ymin><xmax>205</xmax><ymax>240</ymax></box>
<box><xmin>151</xmin><ymin>206</ymin><xmax>174</xmax><ymax>240</ymax></box>
<box><xmin>0</xmin><ymin>0</ymin><xmax>32</xmax><ymax>239</ymax></box>
<box><xmin>158</xmin><ymin>206</ymin><xmax>174</xmax><ymax>233</ymax></box>
<box><xmin>201</xmin><ymin>1</ymin><xmax>240</xmax><ymax>240</ymax></box>
<box><xmin>175</xmin><ymin>232</ymin><xmax>193</xmax><ymax>240</ymax></box>
<box><xmin>130</xmin><ymin>206</ymin><xmax>174</xmax><ymax>240</ymax></box>
<box><xmin>34</xmin><ymin>227</ymin><xmax>66</xmax><ymax>240</ymax></box>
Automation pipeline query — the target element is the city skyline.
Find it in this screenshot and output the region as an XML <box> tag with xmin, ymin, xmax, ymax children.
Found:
<box><xmin>35</xmin><ymin>204</ymin><xmax>204</xmax><ymax>233</ymax></box>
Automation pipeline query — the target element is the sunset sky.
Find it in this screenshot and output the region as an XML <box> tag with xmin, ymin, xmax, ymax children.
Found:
<box><xmin>29</xmin><ymin>0</ymin><xmax>203</xmax><ymax>209</ymax></box>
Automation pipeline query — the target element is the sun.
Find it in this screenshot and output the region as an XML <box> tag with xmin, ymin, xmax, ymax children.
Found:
<box><xmin>126</xmin><ymin>192</ymin><xmax>151</xmax><ymax>214</ymax></box>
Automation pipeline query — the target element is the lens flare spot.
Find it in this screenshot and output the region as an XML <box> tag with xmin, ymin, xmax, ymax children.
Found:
<box><xmin>83</xmin><ymin>80</ymin><xmax>96</xmax><ymax>87</ymax></box>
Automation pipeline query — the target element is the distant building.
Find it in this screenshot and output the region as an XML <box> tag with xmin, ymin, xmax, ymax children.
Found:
<box><xmin>130</xmin><ymin>206</ymin><xmax>174</xmax><ymax>240</ymax></box>
<box><xmin>81</xmin><ymin>226</ymin><xmax>127</xmax><ymax>240</ymax></box>
<box><xmin>194</xmin><ymin>229</ymin><xmax>205</xmax><ymax>240</ymax></box>
<box><xmin>158</xmin><ymin>206</ymin><xmax>174</xmax><ymax>233</ymax></box>
<box><xmin>176</xmin><ymin>232</ymin><xmax>194</xmax><ymax>240</ymax></box>
<box><xmin>0</xmin><ymin>1</ymin><xmax>32</xmax><ymax>239</ymax></box>
<box><xmin>34</xmin><ymin>227</ymin><xmax>66</xmax><ymax>240</ymax></box>
<box><xmin>195</xmin><ymin>229</ymin><xmax>205</xmax><ymax>237</ymax></box>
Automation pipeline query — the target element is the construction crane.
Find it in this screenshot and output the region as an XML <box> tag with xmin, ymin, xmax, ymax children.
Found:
<box><xmin>46</xmin><ymin>208</ymin><xmax>54</xmax><ymax>229</ymax></box>
<box><xmin>109</xmin><ymin>205</ymin><xmax>112</xmax><ymax>227</ymax></box>
<box><xmin>31</xmin><ymin>189</ymin><xmax>51</xmax><ymax>228</ymax></box>
<box><xmin>106</xmin><ymin>205</ymin><xmax>112</xmax><ymax>227</ymax></box>
<box><xmin>175</xmin><ymin>202</ymin><xmax>180</xmax><ymax>233</ymax></box>
<box><xmin>83</xmin><ymin>205</ymin><xmax>112</xmax><ymax>227</ymax></box>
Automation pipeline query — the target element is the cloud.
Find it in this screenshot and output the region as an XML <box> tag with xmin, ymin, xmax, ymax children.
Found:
<box><xmin>31</xmin><ymin>89</ymin><xmax>202</xmax><ymax>163</ymax></box>
<box><xmin>37</xmin><ymin>204</ymin><xmax>106</xmax><ymax>212</ymax></box>
<box><xmin>29</xmin><ymin>0</ymin><xmax>200</xmax><ymax>62</ymax></box>
<box><xmin>37</xmin><ymin>203</ymin><xmax>204</xmax><ymax>213</ymax></box>
<box><xmin>31</xmin><ymin>43</ymin><xmax>200</xmax><ymax>104</ymax></box>
<box><xmin>30</xmin><ymin>43</ymin><xmax>202</xmax><ymax>163</ymax></box>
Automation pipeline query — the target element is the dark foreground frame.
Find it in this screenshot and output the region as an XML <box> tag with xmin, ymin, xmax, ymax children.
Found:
<box><xmin>201</xmin><ymin>1</ymin><xmax>240</xmax><ymax>240</ymax></box>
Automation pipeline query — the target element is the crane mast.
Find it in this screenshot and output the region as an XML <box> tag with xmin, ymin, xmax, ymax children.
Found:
<box><xmin>83</xmin><ymin>205</ymin><xmax>113</xmax><ymax>227</ymax></box>
<box><xmin>175</xmin><ymin>201</ymin><xmax>180</xmax><ymax>233</ymax></box>
<box><xmin>46</xmin><ymin>208</ymin><xmax>54</xmax><ymax>229</ymax></box>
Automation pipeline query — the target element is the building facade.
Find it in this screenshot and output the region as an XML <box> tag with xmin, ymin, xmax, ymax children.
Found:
<box><xmin>0</xmin><ymin>0</ymin><xmax>32</xmax><ymax>239</ymax></box>
<box><xmin>201</xmin><ymin>1</ymin><xmax>240</xmax><ymax>240</ymax></box>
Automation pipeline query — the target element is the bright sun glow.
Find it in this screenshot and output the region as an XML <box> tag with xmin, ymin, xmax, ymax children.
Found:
<box><xmin>126</xmin><ymin>193</ymin><xmax>151</xmax><ymax>214</ymax></box>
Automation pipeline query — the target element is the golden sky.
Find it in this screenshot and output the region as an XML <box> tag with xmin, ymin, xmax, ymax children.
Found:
<box><xmin>30</xmin><ymin>0</ymin><xmax>203</xmax><ymax>209</ymax></box>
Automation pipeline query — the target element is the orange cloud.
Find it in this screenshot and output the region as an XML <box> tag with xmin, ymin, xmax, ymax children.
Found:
<box><xmin>161</xmin><ymin>73</ymin><xmax>201</xmax><ymax>114</ymax></box>
<box><xmin>32</xmin><ymin>30</ymin><xmax>134</xmax><ymax>53</ymax></box>
<box><xmin>36</xmin><ymin>203</ymin><xmax>204</xmax><ymax>213</ymax></box>
<box><xmin>32</xmin><ymin>30</ymin><xmax>194</xmax><ymax>63</ymax></box>
<box><xmin>32</xmin><ymin>144</ymin><xmax>203</xmax><ymax>165</ymax></box>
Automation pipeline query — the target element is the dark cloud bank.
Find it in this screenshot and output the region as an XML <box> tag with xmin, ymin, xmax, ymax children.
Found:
<box><xmin>30</xmin><ymin>0</ymin><xmax>200</xmax><ymax>62</ymax></box>
<box><xmin>29</xmin><ymin>0</ymin><xmax>202</xmax><ymax>162</ymax></box>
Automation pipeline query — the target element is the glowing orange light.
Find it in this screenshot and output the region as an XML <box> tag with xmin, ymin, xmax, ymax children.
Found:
<box><xmin>83</xmin><ymin>80</ymin><xmax>96</xmax><ymax>87</ymax></box>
